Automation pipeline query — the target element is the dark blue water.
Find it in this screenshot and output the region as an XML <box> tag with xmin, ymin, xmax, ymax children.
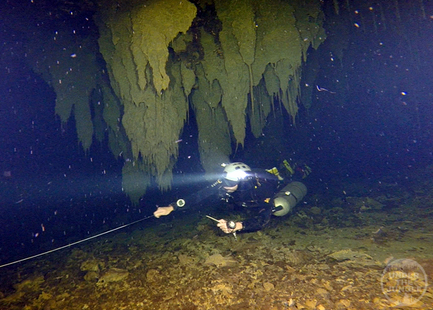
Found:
<box><xmin>1</xmin><ymin>0</ymin><xmax>432</xmax><ymax>269</ymax></box>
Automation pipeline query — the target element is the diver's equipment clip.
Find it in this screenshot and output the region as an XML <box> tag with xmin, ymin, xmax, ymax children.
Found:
<box><xmin>232</xmin><ymin>231</ymin><xmax>237</xmax><ymax>241</ymax></box>
<box><xmin>206</xmin><ymin>215</ymin><xmax>237</xmax><ymax>240</ymax></box>
<box><xmin>227</xmin><ymin>220</ymin><xmax>238</xmax><ymax>240</ymax></box>
<box><xmin>283</xmin><ymin>159</ymin><xmax>295</xmax><ymax>175</ymax></box>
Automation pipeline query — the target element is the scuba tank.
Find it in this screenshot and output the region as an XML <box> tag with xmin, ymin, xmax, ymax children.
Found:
<box><xmin>272</xmin><ymin>182</ymin><xmax>307</xmax><ymax>216</ymax></box>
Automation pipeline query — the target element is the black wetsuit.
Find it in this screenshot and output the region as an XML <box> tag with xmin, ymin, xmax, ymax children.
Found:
<box><xmin>169</xmin><ymin>169</ymin><xmax>283</xmax><ymax>232</ymax></box>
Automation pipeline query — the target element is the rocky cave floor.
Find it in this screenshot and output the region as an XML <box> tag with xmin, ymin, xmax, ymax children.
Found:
<box><xmin>1</xmin><ymin>169</ymin><xmax>433</xmax><ymax>310</ymax></box>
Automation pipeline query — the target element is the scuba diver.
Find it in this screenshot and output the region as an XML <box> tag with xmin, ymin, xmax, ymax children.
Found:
<box><xmin>154</xmin><ymin>161</ymin><xmax>310</xmax><ymax>235</ymax></box>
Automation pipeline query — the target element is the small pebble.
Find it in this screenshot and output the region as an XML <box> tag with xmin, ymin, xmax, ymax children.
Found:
<box><xmin>305</xmin><ymin>299</ymin><xmax>317</xmax><ymax>309</ymax></box>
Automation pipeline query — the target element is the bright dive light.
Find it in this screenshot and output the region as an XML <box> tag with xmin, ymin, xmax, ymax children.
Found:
<box><xmin>226</xmin><ymin>169</ymin><xmax>248</xmax><ymax>182</ymax></box>
<box><xmin>223</xmin><ymin>162</ymin><xmax>251</xmax><ymax>185</ymax></box>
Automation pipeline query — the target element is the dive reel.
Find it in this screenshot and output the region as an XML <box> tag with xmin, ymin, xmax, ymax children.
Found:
<box><xmin>226</xmin><ymin>220</ymin><xmax>237</xmax><ymax>230</ymax></box>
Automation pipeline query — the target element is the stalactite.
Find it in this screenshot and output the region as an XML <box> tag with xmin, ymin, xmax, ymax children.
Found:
<box><xmin>379</xmin><ymin>2</ymin><xmax>387</xmax><ymax>31</ymax></box>
<box><xmin>345</xmin><ymin>0</ymin><xmax>351</xmax><ymax>13</ymax></box>
<box><xmin>334</xmin><ymin>0</ymin><xmax>340</xmax><ymax>15</ymax></box>
<box><xmin>419</xmin><ymin>0</ymin><xmax>426</xmax><ymax>19</ymax></box>
<box><xmin>370</xmin><ymin>6</ymin><xmax>378</xmax><ymax>34</ymax></box>
<box><xmin>23</xmin><ymin>0</ymin><xmax>325</xmax><ymax>201</ymax></box>
<box><xmin>394</xmin><ymin>0</ymin><xmax>401</xmax><ymax>24</ymax></box>
<box><xmin>96</xmin><ymin>0</ymin><xmax>195</xmax><ymax>199</ymax></box>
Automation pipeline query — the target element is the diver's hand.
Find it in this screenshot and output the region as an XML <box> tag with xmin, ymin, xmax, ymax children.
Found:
<box><xmin>154</xmin><ymin>206</ymin><xmax>174</xmax><ymax>218</ymax></box>
<box><xmin>217</xmin><ymin>219</ymin><xmax>243</xmax><ymax>234</ymax></box>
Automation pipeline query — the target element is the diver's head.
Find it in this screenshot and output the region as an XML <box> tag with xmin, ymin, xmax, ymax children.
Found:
<box><xmin>221</xmin><ymin>162</ymin><xmax>251</xmax><ymax>192</ymax></box>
